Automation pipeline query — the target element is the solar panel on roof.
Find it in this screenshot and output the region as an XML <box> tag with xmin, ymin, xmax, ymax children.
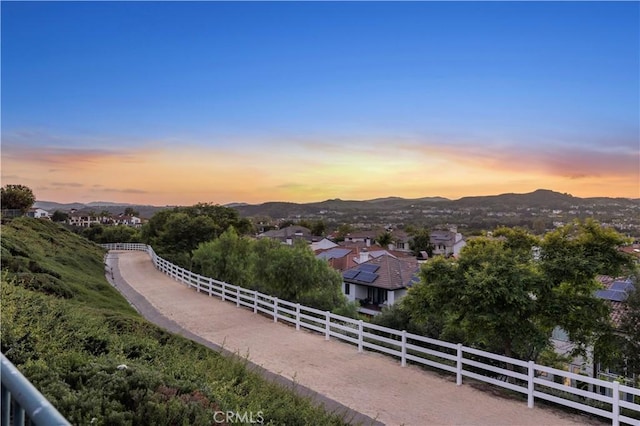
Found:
<box><xmin>595</xmin><ymin>289</ymin><xmax>629</xmax><ymax>302</ymax></box>
<box><xmin>356</xmin><ymin>271</ymin><xmax>378</xmax><ymax>283</ymax></box>
<box><xmin>407</xmin><ymin>274</ymin><xmax>421</xmax><ymax>287</ymax></box>
<box><xmin>611</xmin><ymin>281</ymin><xmax>635</xmax><ymax>292</ymax></box>
<box><xmin>343</xmin><ymin>270</ymin><xmax>359</xmax><ymax>280</ymax></box>
<box><xmin>358</xmin><ymin>264</ymin><xmax>380</xmax><ymax>273</ymax></box>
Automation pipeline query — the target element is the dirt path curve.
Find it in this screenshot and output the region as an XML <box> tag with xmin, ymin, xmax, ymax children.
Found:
<box><xmin>107</xmin><ymin>251</ymin><xmax>600</xmax><ymax>426</ymax></box>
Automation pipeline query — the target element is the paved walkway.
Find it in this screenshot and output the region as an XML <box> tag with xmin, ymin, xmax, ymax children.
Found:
<box><xmin>107</xmin><ymin>251</ymin><xmax>602</xmax><ymax>426</ymax></box>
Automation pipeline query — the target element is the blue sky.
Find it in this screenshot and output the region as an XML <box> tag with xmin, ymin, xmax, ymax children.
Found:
<box><xmin>2</xmin><ymin>1</ymin><xmax>638</xmax><ymax>204</ymax></box>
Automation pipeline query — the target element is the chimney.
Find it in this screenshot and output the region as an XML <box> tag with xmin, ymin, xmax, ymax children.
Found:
<box><xmin>359</xmin><ymin>249</ymin><xmax>369</xmax><ymax>264</ymax></box>
<box><xmin>365</xmin><ymin>237</ymin><xmax>371</xmax><ymax>247</ymax></box>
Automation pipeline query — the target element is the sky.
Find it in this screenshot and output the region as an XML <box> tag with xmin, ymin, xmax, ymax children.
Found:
<box><xmin>2</xmin><ymin>1</ymin><xmax>639</xmax><ymax>205</ymax></box>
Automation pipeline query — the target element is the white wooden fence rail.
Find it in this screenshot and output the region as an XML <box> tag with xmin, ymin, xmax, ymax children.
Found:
<box><xmin>102</xmin><ymin>243</ymin><xmax>640</xmax><ymax>426</ymax></box>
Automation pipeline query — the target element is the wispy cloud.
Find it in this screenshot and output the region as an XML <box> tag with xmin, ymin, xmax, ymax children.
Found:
<box><xmin>51</xmin><ymin>182</ymin><xmax>84</xmax><ymax>188</ymax></box>
<box><xmin>98</xmin><ymin>188</ymin><xmax>149</xmax><ymax>194</ymax></box>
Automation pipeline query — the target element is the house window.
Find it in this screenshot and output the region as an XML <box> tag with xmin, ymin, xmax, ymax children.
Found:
<box><xmin>367</xmin><ymin>287</ymin><xmax>386</xmax><ymax>305</ymax></box>
<box><xmin>344</xmin><ymin>283</ymin><xmax>350</xmax><ymax>295</ymax></box>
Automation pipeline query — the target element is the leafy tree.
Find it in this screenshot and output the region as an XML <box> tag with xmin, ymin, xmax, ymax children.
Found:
<box><xmin>82</xmin><ymin>224</ymin><xmax>105</xmax><ymax>242</ymax></box>
<box><xmin>538</xmin><ymin>219</ymin><xmax>634</xmax><ymax>354</ymax></box>
<box><xmin>334</xmin><ymin>224</ymin><xmax>353</xmax><ymax>242</ymax></box>
<box><xmin>310</xmin><ymin>220</ymin><xmax>326</xmax><ymax>237</ymax></box>
<box><xmin>408</xmin><ymin>228</ymin><xmax>434</xmax><ymax>257</ymax></box>
<box><xmin>401</xmin><ymin>221</ymin><xmax>634</xmax><ymax>361</ymax></box>
<box><xmin>278</xmin><ymin>219</ymin><xmax>296</xmax><ymax>229</ymax></box>
<box><xmin>376</xmin><ymin>231</ymin><xmax>393</xmax><ymax>248</ymax></box>
<box><xmin>618</xmin><ymin>284</ymin><xmax>640</xmax><ymax>378</ymax></box>
<box><xmin>595</xmin><ymin>276</ymin><xmax>640</xmax><ymax>380</ymax></box>
<box><xmin>51</xmin><ymin>210</ymin><xmax>69</xmax><ymax>222</ymax></box>
<box><xmin>192</xmin><ymin>227</ymin><xmax>254</xmax><ymax>288</ymax></box>
<box><xmin>192</xmin><ymin>230</ymin><xmax>349</xmax><ymax>312</ymax></box>
<box><xmin>141</xmin><ymin>203</ymin><xmax>252</xmax><ymax>268</ymax></box>
<box><xmin>124</xmin><ymin>207</ymin><xmax>139</xmax><ymax>217</ymax></box>
<box><xmin>1</xmin><ymin>184</ymin><xmax>36</xmax><ymax>213</ymax></box>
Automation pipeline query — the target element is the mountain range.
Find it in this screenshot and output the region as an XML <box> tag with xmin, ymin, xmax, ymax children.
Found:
<box><xmin>35</xmin><ymin>189</ymin><xmax>639</xmax><ymax>219</ymax></box>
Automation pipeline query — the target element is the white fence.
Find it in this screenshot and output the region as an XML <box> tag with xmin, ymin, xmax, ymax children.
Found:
<box><xmin>103</xmin><ymin>243</ymin><xmax>640</xmax><ymax>426</ymax></box>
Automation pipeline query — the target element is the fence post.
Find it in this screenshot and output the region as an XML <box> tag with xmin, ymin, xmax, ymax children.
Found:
<box><xmin>236</xmin><ymin>287</ymin><xmax>240</xmax><ymax>307</ymax></box>
<box><xmin>296</xmin><ymin>304</ymin><xmax>300</xmax><ymax>331</ymax></box>
<box><xmin>612</xmin><ymin>380</ymin><xmax>620</xmax><ymax>426</ymax></box>
<box><xmin>1</xmin><ymin>385</ymin><xmax>9</xmax><ymax>426</ymax></box>
<box><xmin>12</xmin><ymin>400</ymin><xmax>25</xmax><ymax>426</ymax></box>
<box><xmin>325</xmin><ymin>311</ymin><xmax>330</xmax><ymax>341</ymax></box>
<box><xmin>527</xmin><ymin>361</ymin><xmax>535</xmax><ymax>408</ymax></box>
<box><xmin>456</xmin><ymin>343</ymin><xmax>463</xmax><ymax>386</ymax></box>
<box><xmin>221</xmin><ymin>282</ymin><xmax>226</xmax><ymax>302</ymax></box>
<box><xmin>253</xmin><ymin>291</ymin><xmax>258</xmax><ymax>314</ymax></box>
<box><xmin>401</xmin><ymin>330</ymin><xmax>407</xmax><ymax>367</ymax></box>
<box><xmin>358</xmin><ymin>320</ymin><xmax>364</xmax><ymax>353</ymax></box>
<box><xmin>274</xmin><ymin>298</ymin><xmax>278</xmax><ymax>323</ymax></box>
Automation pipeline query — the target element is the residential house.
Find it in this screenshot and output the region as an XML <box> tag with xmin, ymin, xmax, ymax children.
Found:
<box><xmin>430</xmin><ymin>227</ymin><xmax>466</xmax><ymax>257</ymax></box>
<box><xmin>343</xmin><ymin>230</ymin><xmax>376</xmax><ymax>246</ymax></box>
<box><xmin>67</xmin><ymin>212</ymin><xmax>102</xmax><ymax>228</ymax></box>
<box><xmin>342</xmin><ymin>253</ymin><xmax>421</xmax><ymax>316</ymax></box>
<box><xmin>26</xmin><ymin>208</ymin><xmax>51</xmax><ymax>220</ymax></box>
<box><xmin>311</xmin><ymin>238</ymin><xmax>339</xmax><ymax>252</ymax></box>
<box><xmin>550</xmin><ymin>276</ymin><xmax>637</xmax><ymax>397</ymax></box>
<box><xmin>112</xmin><ymin>215</ymin><xmax>142</xmax><ymax>228</ymax></box>
<box><xmin>66</xmin><ymin>210</ymin><xmax>143</xmax><ymax>228</ymax></box>
<box><xmin>343</xmin><ymin>229</ymin><xmax>412</xmax><ymax>253</ymax></box>
<box><xmin>257</xmin><ymin>225</ymin><xmax>314</xmax><ymax>245</ymax></box>
<box><xmin>316</xmin><ymin>247</ymin><xmax>358</xmax><ymax>272</ymax></box>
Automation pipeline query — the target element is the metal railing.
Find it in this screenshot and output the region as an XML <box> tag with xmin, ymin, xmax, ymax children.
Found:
<box><xmin>1</xmin><ymin>353</ymin><xmax>70</xmax><ymax>426</ymax></box>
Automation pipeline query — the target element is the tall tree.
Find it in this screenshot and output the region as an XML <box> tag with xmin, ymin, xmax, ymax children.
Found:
<box><xmin>402</xmin><ymin>222</ymin><xmax>634</xmax><ymax>361</ymax></box>
<box><xmin>191</xmin><ymin>227</ymin><xmax>254</xmax><ymax>288</ymax></box>
<box><xmin>1</xmin><ymin>184</ymin><xmax>36</xmax><ymax>213</ymax></box>
<box><xmin>409</xmin><ymin>228</ymin><xmax>434</xmax><ymax>257</ymax></box>
<box><xmin>123</xmin><ymin>207</ymin><xmax>139</xmax><ymax>217</ymax></box>
<box><xmin>141</xmin><ymin>203</ymin><xmax>252</xmax><ymax>267</ymax></box>
<box><xmin>51</xmin><ymin>210</ymin><xmax>69</xmax><ymax>222</ymax></box>
<box><xmin>192</xmin><ymin>230</ymin><xmax>348</xmax><ymax>312</ymax></box>
<box><xmin>376</xmin><ymin>231</ymin><xmax>393</xmax><ymax>248</ymax></box>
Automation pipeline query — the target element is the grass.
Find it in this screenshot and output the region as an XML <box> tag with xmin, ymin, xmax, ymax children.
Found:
<box><xmin>1</xmin><ymin>218</ymin><xmax>352</xmax><ymax>425</ymax></box>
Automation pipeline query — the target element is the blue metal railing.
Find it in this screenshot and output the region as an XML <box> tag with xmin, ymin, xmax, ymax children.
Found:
<box><xmin>1</xmin><ymin>353</ymin><xmax>70</xmax><ymax>426</ymax></box>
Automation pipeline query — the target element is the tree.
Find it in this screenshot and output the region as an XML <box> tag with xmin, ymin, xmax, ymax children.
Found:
<box><xmin>192</xmin><ymin>227</ymin><xmax>254</xmax><ymax>288</ymax></box>
<box><xmin>617</xmin><ymin>284</ymin><xmax>640</xmax><ymax>378</ymax></box>
<box><xmin>1</xmin><ymin>184</ymin><xmax>35</xmax><ymax>213</ymax></box>
<box><xmin>192</xmin><ymin>230</ymin><xmax>349</xmax><ymax>312</ymax></box>
<box><xmin>409</xmin><ymin>228</ymin><xmax>434</xmax><ymax>257</ymax></box>
<box><xmin>334</xmin><ymin>224</ymin><xmax>353</xmax><ymax>242</ymax></box>
<box><xmin>310</xmin><ymin>220</ymin><xmax>326</xmax><ymax>237</ymax></box>
<box><xmin>376</xmin><ymin>231</ymin><xmax>393</xmax><ymax>248</ymax></box>
<box><xmin>141</xmin><ymin>203</ymin><xmax>251</xmax><ymax>268</ymax></box>
<box><xmin>401</xmin><ymin>221</ymin><xmax>634</xmax><ymax>361</ymax></box>
<box><xmin>124</xmin><ymin>207</ymin><xmax>139</xmax><ymax>217</ymax></box>
<box><xmin>51</xmin><ymin>210</ymin><xmax>69</xmax><ymax>222</ymax></box>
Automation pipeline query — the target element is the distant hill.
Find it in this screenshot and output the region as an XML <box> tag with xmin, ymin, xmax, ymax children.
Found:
<box><xmin>35</xmin><ymin>189</ymin><xmax>639</xmax><ymax>224</ymax></box>
<box><xmin>232</xmin><ymin>189</ymin><xmax>638</xmax><ymax>218</ymax></box>
<box><xmin>453</xmin><ymin>189</ymin><xmax>579</xmax><ymax>208</ymax></box>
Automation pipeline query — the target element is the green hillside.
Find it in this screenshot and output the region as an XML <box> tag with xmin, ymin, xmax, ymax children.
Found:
<box><xmin>1</xmin><ymin>218</ymin><xmax>349</xmax><ymax>425</ymax></box>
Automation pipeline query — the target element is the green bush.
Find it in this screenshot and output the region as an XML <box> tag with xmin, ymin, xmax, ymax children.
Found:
<box><xmin>1</xmin><ymin>218</ymin><xmax>349</xmax><ymax>425</ymax></box>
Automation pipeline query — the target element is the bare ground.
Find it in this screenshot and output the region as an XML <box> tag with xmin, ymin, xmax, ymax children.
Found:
<box><xmin>107</xmin><ymin>251</ymin><xmax>604</xmax><ymax>426</ymax></box>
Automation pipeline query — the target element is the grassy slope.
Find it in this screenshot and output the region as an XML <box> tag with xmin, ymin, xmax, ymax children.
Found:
<box><xmin>1</xmin><ymin>218</ymin><xmax>349</xmax><ymax>425</ymax></box>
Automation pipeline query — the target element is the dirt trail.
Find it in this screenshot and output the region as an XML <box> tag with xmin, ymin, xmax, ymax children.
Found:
<box><xmin>108</xmin><ymin>250</ymin><xmax>599</xmax><ymax>426</ymax></box>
